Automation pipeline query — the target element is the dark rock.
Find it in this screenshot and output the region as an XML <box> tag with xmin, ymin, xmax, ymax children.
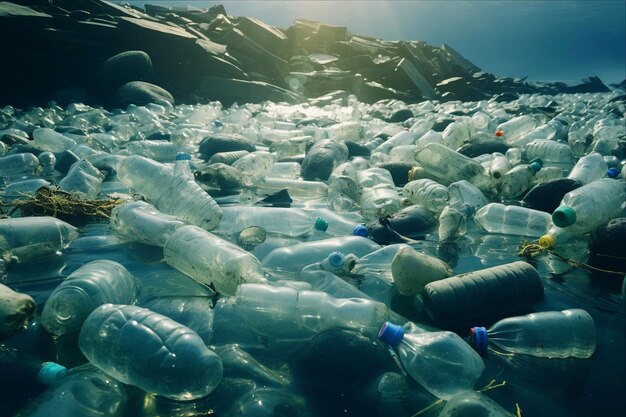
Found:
<box><xmin>588</xmin><ymin>218</ymin><xmax>626</xmax><ymax>280</ymax></box>
<box><xmin>300</xmin><ymin>139</ymin><xmax>349</xmax><ymax>181</ymax></box>
<box><xmin>198</xmin><ymin>133</ymin><xmax>256</xmax><ymax>160</ymax></box>
<box><xmin>54</xmin><ymin>149</ymin><xmax>80</xmax><ymax>174</ymax></box>
<box><xmin>386</xmin><ymin>205</ymin><xmax>437</xmax><ymax>239</ymax></box>
<box><xmin>376</xmin><ymin>162</ymin><xmax>416</xmax><ymax>187</ymax></box>
<box><xmin>567</xmin><ymin>76</ymin><xmax>611</xmax><ymax>94</ymax></box>
<box><xmin>96</xmin><ymin>50</ymin><xmax>153</xmax><ymax>95</ymax></box>
<box><xmin>256</xmin><ymin>189</ymin><xmax>293</xmax><ymax>207</ymax></box>
<box><xmin>492</xmin><ymin>92</ymin><xmax>520</xmax><ymax>103</ymax></box>
<box><xmin>112</xmin><ymin>81</ymin><xmax>174</xmax><ymax>107</ymax></box>
<box><xmin>344</xmin><ymin>140</ymin><xmax>371</xmax><ymax>158</ymax></box>
<box><xmin>521</xmin><ymin>178</ymin><xmax>583</xmax><ymax>213</ymax></box>
<box><xmin>388</xmin><ymin>108</ymin><xmax>414</xmax><ymax>123</ymax></box>
<box><xmin>457</xmin><ymin>140</ymin><xmax>509</xmax><ymax>158</ymax></box>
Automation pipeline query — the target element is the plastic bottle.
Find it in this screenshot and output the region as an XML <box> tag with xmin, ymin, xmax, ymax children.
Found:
<box><xmin>32</xmin><ymin>128</ymin><xmax>77</xmax><ymax>152</ymax></box>
<box><xmin>117</xmin><ymin>155</ymin><xmax>222</xmax><ymax>231</ymax></box>
<box><xmin>79</xmin><ymin>304</ymin><xmax>223</xmax><ymax>401</ymax></box>
<box><xmin>37</xmin><ymin>151</ymin><xmax>56</xmax><ymax>177</ymax></box>
<box><xmin>328</xmin><ymin>161</ymin><xmax>359</xmax><ymax>211</ymax></box>
<box><xmin>414</xmin><ymin>142</ymin><xmax>485</xmax><ymax>185</ymax></box>
<box><xmin>230</xmin><ymin>283</ymin><xmax>390</xmax><ymax>343</ymax></box>
<box><xmin>470</xmin><ymin>309</ymin><xmax>596</xmax><ymax>358</ymax></box>
<box><xmin>0</xmin><ymin>153</ymin><xmax>40</xmax><ymax>178</ymax></box>
<box><xmin>438</xmin><ymin>204</ymin><xmax>473</xmax><ymax>242</ymax></box>
<box><xmin>378</xmin><ymin>322</ymin><xmax>484</xmax><ymax>400</ymax></box>
<box><xmin>499</xmin><ymin>160</ymin><xmax>543</xmax><ymax>199</ymax></box>
<box><xmin>391</xmin><ymin>245</ymin><xmax>453</xmax><ymax>296</ymax></box>
<box><xmin>113</xmin><ymin>140</ymin><xmax>178</xmax><ymax>162</ymax></box>
<box><xmin>109</xmin><ymin>200</ymin><xmax>186</xmax><ymax>247</ymax></box>
<box><xmin>58</xmin><ymin>160</ymin><xmax>105</xmax><ymax>198</ymax></box>
<box><xmin>232</xmin><ymin>151</ymin><xmax>275</xmax><ymax>186</ymax></box>
<box><xmin>163</xmin><ymin>225</ymin><xmax>267</xmax><ymax>296</ymax></box>
<box><xmin>266</xmin><ymin>161</ymin><xmax>301</xmax><ymax>179</ymax></box>
<box><xmin>41</xmin><ymin>260</ymin><xmax>138</xmax><ymax>336</ymax></box>
<box><xmin>402</xmin><ymin>178</ymin><xmax>449</xmax><ymax>214</ymax></box>
<box><xmin>486</xmin><ymin>152</ymin><xmax>512</xmax><ymax>182</ymax></box>
<box><xmin>439</xmin><ymin>391</ymin><xmax>515</xmax><ymax>417</ymax></box>
<box><xmin>301</xmin><ymin>139</ymin><xmax>350</xmax><ymax>181</ymax></box>
<box><xmin>496</xmin><ymin>115</ymin><xmax>537</xmax><ymax>146</ymax></box>
<box><xmin>447</xmin><ymin>180</ymin><xmax>488</xmax><ymax>213</ymax></box>
<box><xmin>0</xmin><ymin>216</ymin><xmax>79</xmax><ymax>265</ymax></box>
<box><xmin>523</xmin><ymin>139</ymin><xmax>574</xmax><ymax>168</ymax></box>
<box><xmin>422</xmin><ymin>261</ymin><xmax>545</xmax><ymax>326</ymax></box>
<box><xmin>474</xmin><ymin>203</ymin><xmax>552</xmax><ymax>237</ymax></box>
<box><xmin>567</xmin><ymin>151</ymin><xmax>609</xmax><ymax>185</ymax></box>
<box><xmin>551</xmin><ymin>178</ymin><xmax>626</xmax><ymax>233</ymax></box>
<box><xmin>257</xmin><ymin>177</ymin><xmax>328</xmax><ymax>199</ymax></box>
<box><xmin>357</xmin><ymin>168</ymin><xmax>403</xmax><ymax>219</ymax></box>
<box><xmin>208</xmin><ymin>149</ymin><xmax>250</xmax><ymax>165</ymax></box>
<box><xmin>1</xmin><ymin>179</ymin><xmax>50</xmax><ymax>201</ymax></box>
<box><xmin>374</xmin><ymin>129</ymin><xmax>416</xmax><ymax>155</ymax></box>
<box><xmin>214</xmin><ymin>206</ymin><xmax>327</xmax><ymax>237</ymax></box>
<box><xmin>0</xmin><ymin>347</ymin><xmax>67</xmax><ymax>390</ymax></box>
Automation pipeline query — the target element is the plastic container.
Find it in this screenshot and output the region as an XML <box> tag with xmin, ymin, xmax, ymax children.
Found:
<box><xmin>378</xmin><ymin>322</ymin><xmax>484</xmax><ymax>400</ymax></box>
<box><xmin>567</xmin><ymin>151</ymin><xmax>609</xmax><ymax>185</ymax></box>
<box><xmin>232</xmin><ymin>151</ymin><xmax>275</xmax><ymax>186</ymax></box>
<box><xmin>257</xmin><ymin>177</ymin><xmax>328</xmax><ymax>199</ymax></box>
<box><xmin>1</xmin><ymin>179</ymin><xmax>50</xmax><ymax>201</ymax></box>
<box><xmin>439</xmin><ymin>391</ymin><xmax>515</xmax><ymax>417</ymax></box>
<box><xmin>474</xmin><ymin>203</ymin><xmax>552</xmax><ymax>237</ymax></box>
<box><xmin>0</xmin><ymin>349</ymin><xmax>66</xmax><ymax>388</ymax></box>
<box><xmin>214</xmin><ymin>206</ymin><xmax>326</xmax><ymax>237</ymax></box>
<box><xmin>523</xmin><ymin>139</ymin><xmax>574</xmax><ymax>168</ymax></box>
<box><xmin>497</xmin><ymin>115</ymin><xmax>537</xmax><ymax>146</ymax></box>
<box><xmin>447</xmin><ymin>180</ymin><xmax>489</xmax><ymax>213</ymax></box>
<box><xmin>402</xmin><ymin>178</ymin><xmax>449</xmax><ymax>214</ymax></box>
<box><xmin>357</xmin><ymin>168</ymin><xmax>403</xmax><ymax>219</ymax></box>
<box><xmin>32</xmin><ymin>128</ymin><xmax>77</xmax><ymax>152</ymax></box>
<box><xmin>0</xmin><ymin>217</ymin><xmax>78</xmax><ymax>265</ymax></box>
<box><xmin>470</xmin><ymin>309</ymin><xmax>596</xmax><ymax>358</ymax></box>
<box><xmin>300</xmin><ymin>139</ymin><xmax>349</xmax><ymax>181</ymax></box>
<box><xmin>438</xmin><ymin>204</ymin><xmax>473</xmax><ymax>242</ymax></box>
<box><xmin>0</xmin><ymin>153</ymin><xmax>40</xmax><ymax>178</ymax></box>
<box><xmin>423</xmin><ymin>261</ymin><xmax>545</xmax><ymax>326</ymax></box>
<box><xmin>208</xmin><ymin>149</ymin><xmax>250</xmax><ymax>165</ymax></box>
<box><xmin>58</xmin><ymin>160</ymin><xmax>105</xmax><ymax>198</ymax></box>
<box><xmin>113</xmin><ymin>140</ymin><xmax>178</xmax><ymax>162</ymax></box>
<box><xmin>499</xmin><ymin>160</ymin><xmax>542</xmax><ymax>199</ymax></box>
<box><xmin>328</xmin><ymin>161</ymin><xmax>359</xmax><ymax>211</ymax></box>
<box><xmin>163</xmin><ymin>225</ymin><xmax>267</xmax><ymax>296</ymax></box>
<box><xmin>117</xmin><ymin>155</ymin><xmax>222</xmax><ymax>231</ymax></box>
<box><xmin>41</xmin><ymin>260</ymin><xmax>137</xmax><ymax>336</ymax></box>
<box><xmin>551</xmin><ymin>178</ymin><xmax>626</xmax><ymax>233</ymax></box>
<box><xmin>79</xmin><ymin>304</ymin><xmax>223</xmax><ymax>401</ymax></box>
<box><xmin>414</xmin><ymin>142</ymin><xmax>484</xmax><ymax>185</ymax></box>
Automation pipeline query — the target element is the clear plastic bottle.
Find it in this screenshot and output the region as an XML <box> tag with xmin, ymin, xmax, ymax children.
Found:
<box><xmin>439</xmin><ymin>391</ymin><xmax>515</xmax><ymax>417</ymax></box>
<box><xmin>207</xmin><ymin>149</ymin><xmax>250</xmax><ymax>165</ymax></box>
<box><xmin>414</xmin><ymin>142</ymin><xmax>485</xmax><ymax>185</ymax></box>
<box><xmin>470</xmin><ymin>309</ymin><xmax>596</xmax><ymax>358</ymax></box>
<box><xmin>378</xmin><ymin>322</ymin><xmax>484</xmax><ymax>400</ymax></box>
<box><xmin>41</xmin><ymin>260</ymin><xmax>137</xmax><ymax>336</ymax></box>
<box><xmin>523</xmin><ymin>139</ymin><xmax>574</xmax><ymax>168</ymax></box>
<box><xmin>58</xmin><ymin>160</ymin><xmax>105</xmax><ymax>198</ymax></box>
<box><xmin>32</xmin><ymin>128</ymin><xmax>77</xmax><ymax>152</ymax></box>
<box><xmin>474</xmin><ymin>203</ymin><xmax>552</xmax><ymax>237</ymax></box>
<box><xmin>113</xmin><ymin>140</ymin><xmax>178</xmax><ymax>162</ymax></box>
<box><xmin>79</xmin><ymin>304</ymin><xmax>223</xmax><ymax>401</ymax></box>
<box><xmin>438</xmin><ymin>204</ymin><xmax>473</xmax><ymax>242</ymax></box>
<box><xmin>1</xmin><ymin>179</ymin><xmax>51</xmax><ymax>201</ymax></box>
<box><xmin>328</xmin><ymin>161</ymin><xmax>359</xmax><ymax>211</ymax></box>
<box><xmin>109</xmin><ymin>201</ymin><xmax>187</xmax><ymax>247</ymax></box>
<box><xmin>214</xmin><ymin>206</ymin><xmax>327</xmax><ymax>237</ymax></box>
<box><xmin>37</xmin><ymin>151</ymin><xmax>56</xmax><ymax>177</ymax></box>
<box><xmin>257</xmin><ymin>177</ymin><xmax>328</xmax><ymax>199</ymax></box>
<box><xmin>231</xmin><ymin>283</ymin><xmax>390</xmax><ymax>342</ymax></box>
<box><xmin>232</xmin><ymin>151</ymin><xmax>275</xmax><ymax>186</ymax></box>
<box><xmin>551</xmin><ymin>178</ymin><xmax>626</xmax><ymax>233</ymax></box>
<box><xmin>499</xmin><ymin>160</ymin><xmax>542</xmax><ymax>199</ymax></box>
<box><xmin>374</xmin><ymin>130</ymin><xmax>416</xmax><ymax>155</ymax></box>
<box><xmin>117</xmin><ymin>155</ymin><xmax>222</xmax><ymax>231</ymax></box>
<box><xmin>496</xmin><ymin>115</ymin><xmax>537</xmax><ymax>146</ymax></box>
<box><xmin>402</xmin><ymin>178</ymin><xmax>449</xmax><ymax>214</ymax></box>
<box><xmin>567</xmin><ymin>151</ymin><xmax>609</xmax><ymax>185</ymax></box>
<box><xmin>357</xmin><ymin>168</ymin><xmax>403</xmax><ymax>219</ymax></box>
<box><xmin>0</xmin><ymin>217</ymin><xmax>78</xmax><ymax>265</ymax></box>
<box><xmin>163</xmin><ymin>225</ymin><xmax>267</xmax><ymax>296</ymax></box>
<box><xmin>0</xmin><ymin>153</ymin><xmax>40</xmax><ymax>178</ymax></box>
<box><xmin>447</xmin><ymin>180</ymin><xmax>488</xmax><ymax>213</ymax></box>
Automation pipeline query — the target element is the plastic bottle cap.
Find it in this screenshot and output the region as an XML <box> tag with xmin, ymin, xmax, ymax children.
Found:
<box><xmin>352</xmin><ymin>224</ymin><xmax>368</xmax><ymax>237</ymax></box>
<box><xmin>470</xmin><ymin>327</ymin><xmax>488</xmax><ymax>352</ymax></box>
<box><xmin>529</xmin><ymin>161</ymin><xmax>542</xmax><ymax>172</ymax></box>
<box><xmin>37</xmin><ymin>362</ymin><xmax>67</xmax><ymax>386</ymax></box>
<box><xmin>378</xmin><ymin>322</ymin><xmax>405</xmax><ymax>347</ymax></box>
<box><xmin>552</xmin><ymin>205</ymin><xmax>576</xmax><ymax>227</ymax></box>
<box><xmin>607</xmin><ymin>168</ymin><xmax>619</xmax><ymax>178</ymax></box>
<box><xmin>538</xmin><ymin>234</ymin><xmax>556</xmax><ymax>248</ymax></box>
<box><xmin>314</xmin><ymin>217</ymin><xmax>328</xmax><ymax>231</ymax></box>
<box><xmin>327</xmin><ymin>251</ymin><xmax>346</xmax><ymax>268</ymax></box>
<box><xmin>175</xmin><ymin>152</ymin><xmax>192</xmax><ymax>161</ymax></box>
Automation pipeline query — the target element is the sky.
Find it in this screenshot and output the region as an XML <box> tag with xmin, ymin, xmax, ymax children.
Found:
<box><xmin>117</xmin><ymin>1</ymin><xmax>626</xmax><ymax>85</ymax></box>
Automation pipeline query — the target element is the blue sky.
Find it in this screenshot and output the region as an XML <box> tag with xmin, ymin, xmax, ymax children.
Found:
<box><xmin>119</xmin><ymin>1</ymin><xmax>626</xmax><ymax>84</ymax></box>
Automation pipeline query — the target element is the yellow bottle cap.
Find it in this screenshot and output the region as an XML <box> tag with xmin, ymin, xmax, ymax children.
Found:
<box><xmin>538</xmin><ymin>234</ymin><xmax>556</xmax><ymax>248</ymax></box>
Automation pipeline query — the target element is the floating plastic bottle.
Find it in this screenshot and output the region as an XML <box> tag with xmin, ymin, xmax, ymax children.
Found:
<box><xmin>523</xmin><ymin>139</ymin><xmax>574</xmax><ymax>168</ymax></box>
<box><xmin>378</xmin><ymin>322</ymin><xmax>484</xmax><ymax>400</ymax></box>
<box><xmin>113</xmin><ymin>140</ymin><xmax>178</xmax><ymax>162</ymax></box>
<box><xmin>470</xmin><ymin>309</ymin><xmax>596</xmax><ymax>358</ymax></box>
<box><xmin>0</xmin><ymin>153</ymin><xmax>40</xmax><ymax>178</ymax></box>
<box><xmin>41</xmin><ymin>260</ymin><xmax>137</xmax><ymax>336</ymax></box>
<box><xmin>214</xmin><ymin>206</ymin><xmax>327</xmax><ymax>237</ymax></box>
<box><xmin>232</xmin><ymin>151</ymin><xmax>275</xmax><ymax>186</ymax></box>
<box><xmin>474</xmin><ymin>203</ymin><xmax>552</xmax><ymax>237</ymax></box>
<box><xmin>499</xmin><ymin>160</ymin><xmax>542</xmax><ymax>199</ymax></box>
<box><xmin>257</xmin><ymin>177</ymin><xmax>328</xmax><ymax>199</ymax></box>
<box><xmin>391</xmin><ymin>245</ymin><xmax>452</xmax><ymax>296</ymax></box>
<box><xmin>567</xmin><ymin>151</ymin><xmax>609</xmax><ymax>185</ymax></box>
<box><xmin>58</xmin><ymin>160</ymin><xmax>105</xmax><ymax>198</ymax></box>
<box><xmin>551</xmin><ymin>178</ymin><xmax>626</xmax><ymax>233</ymax></box>
<box><xmin>163</xmin><ymin>225</ymin><xmax>267</xmax><ymax>296</ymax></box>
<box><xmin>414</xmin><ymin>142</ymin><xmax>484</xmax><ymax>185</ymax></box>
<box><xmin>357</xmin><ymin>168</ymin><xmax>403</xmax><ymax>219</ymax></box>
<box><xmin>79</xmin><ymin>304</ymin><xmax>223</xmax><ymax>401</ymax></box>
<box><xmin>439</xmin><ymin>391</ymin><xmax>515</xmax><ymax>417</ymax></box>
<box><xmin>300</xmin><ymin>139</ymin><xmax>349</xmax><ymax>181</ymax></box>
<box><xmin>117</xmin><ymin>155</ymin><xmax>222</xmax><ymax>231</ymax></box>
<box><xmin>0</xmin><ymin>348</ymin><xmax>67</xmax><ymax>389</ymax></box>
<box><xmin>497</xmin><ymin>115</ymin><xmax>537</xmax><ymax>146</ymax></box>
<box><xmin>402</xmin><ymin>178</ymin><xmax>449</xmax><ymax>214</ymax></box>
<box><xmin>31</xmin><ymin>128</ymin><xmax>77</xmax><ymax>152</ymax></box>
<box><xmin>423</xmin><ymin>261</ymin><xmax>545</xmax><ymax>326</ymax></box>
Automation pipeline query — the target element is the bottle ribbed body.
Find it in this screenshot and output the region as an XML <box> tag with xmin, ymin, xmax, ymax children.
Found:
<box><xmin>523</xmin><ymin>139</ymin><xmax>574</xmax><ymax>167</ymax></box>
<box><xmin>474</xmin><ymin>203</ymin><xmax>552</xmax><ymax>237</ymax></box>
<box><xmin>414</xmin><ymin>143</ymin><xmax>484</xmax><ymax>185</ymax></box>
<box><xmin>41</xmin><ymin>260</ymin><xmax>137</xmax><ymax>336</ymax></box>
<box><xmin>58</xmin><ymin>160</ymin><xmax>105</xmax><ymax>198</ymax></box>
<box><xmin>79</xmin><ymin>304</ymin><xmax>223</xmax><ymax>400</ymax></box>
<box><xmin>567</xmin><ymin>152</ymin><xmax>608</xmax><ymax>185</ymax></box>
<box><xmin>357</xmin><ymin>168</ymin><xmax>402</xmax><ymax>219</ymax></box>
<box><xmin>109</xmin><ymin>201</ymin><xmax>185</xmax><ymax>247</ymax></box>
<box><xmin>163</xmin><ymin>225</ymin><xmax>266</xmax><ymax>296</ymax></box>
<box><xmin>402</xmin><ymin>178</ymin><xmax>449</xmax><ymax>214</ymax></box>
<box><xmin>215</xmin><ymin>206</ymin><xmax>316</xmax><ymax>237</ymax></box>
<box><xmin>0</xmin><ymin>153</ymin><xmax>40</xmax><ymax>178</ymax></box>
<box><xmin>486</xmin><ymin>309</ymin><xmax>596</xmax><ymax>358</ymax></box>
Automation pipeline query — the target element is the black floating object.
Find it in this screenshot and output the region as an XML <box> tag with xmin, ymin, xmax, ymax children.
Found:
<box><xmin>387</xmin><ymin>108</ymin><xmax>414</xmax><ymax>123</ymax></box>
<box><xmin>457</xmin><ymin>140</ymin><xmax>509</xmax><ymax>158</ymax></box>
<box><xmin>423</xmin><ymin>261</ymin><xmax>544</xmax><ymax>327</ymax></box>
<box><xmin>344</xmin><ymin>140</ymin><xmax>371</xmax><ymax>158</ymax></box>
<box><xmin>54</xmin><ymin>150</ymin><xmax>80</xmax><ymax>175</ymax></box>
<box><xmin>588</xmin><ymin>218</ymin><xmax>626</xmax><ymax>279</ymax></box>
<box><xmin>521</xmin><ymin>178</ymin><xmax>583</xmax><ymax>213</ymax></box>
<box><xmin>256</xmin><ymin>189</ymin><xmax>292</xmax><ymax>207</ymax></box>
<box><xmin>376</xmin><ymin>162</ymin><xmax>417</xmax><ymax>187</ymax></box>
<box><xmin>198</xmin><ymin>133</ymin><xmax>256</xmax><ymax>160</ymax></box>
<box><xmin>386</xmin><ymin>205</ymin><xmax>437</xmax><ymax>239</ymax></box>
<box><xmin>366</xmin><ymin>218</ymin><xmax>415</xmax><ymax>245</ymax></box>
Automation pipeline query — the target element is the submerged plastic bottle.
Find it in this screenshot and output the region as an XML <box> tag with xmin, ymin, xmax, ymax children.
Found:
<box><xmin>41</xmin><ymin>260</ymin><xmax>137</xmax><ymax>336</ymax></box>
<box><xmin>378</xmin><ymin>322</ymin><xmax>485</xmax><ymax>400</ymax></box>
<box><xmin>439</xmin><ymin>391</ymin><xmax>515</xmax><ymax>417</ymax></box>
<box><xmin>0</xmin><ymin>348</ymin><xmax>67</xmax><ymax>388</ymax></box>
<box><xmin>402</xmin><ymin>178</ymin><xmax>449</xmax><ymax>214</ymax></box>
<box><xmin>117</xmin><ymin>155</ymin><xmax>222</xmax><ymax>231</ymax></box>
<box><xmin>214</xmin><ymin>206</ymin><xmax>327</xmax><ymax>237</ymax></box>
<box><xmin>470</xmin><ymin>309</ymin><xmax>596</xmax><ymax>358</ymax></box>
<box><xmin>551</xmin><ymin>178</ymin><xmax>626</xmax><ymax>233</ymax></box>
<box><xmin>79</xmin><ymin>304</ymin><xmax>223</xmax><ymax>401</ymax></box>
<box><xmin>474</xmin><ymin>203</ymin><xmax>552</xmax><ymax>237</ymax></box>
<box><xmin>300</xmin><ymin>139</ymin><xmax>349</xmax><ymax>181</ymax></box>
<box><xmin>163</xmin><ymin>225</ymin><xmax>267</xmax><ymax>296</ymax></box>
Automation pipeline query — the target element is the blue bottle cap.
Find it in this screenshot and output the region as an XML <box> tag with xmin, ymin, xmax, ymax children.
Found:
<box><xmin>314</xmin><ymin>217</ymin><xmax>328</xmax><ymax>231</ymax></box>
<box><xmin>352</xmin><ymin>224</ymin><xmax>368</xmax><ymax>237</ymax></box>
<box><xmin>470</xmin><ymin>327</ymin><xmax>488</xmax><ymax>352</ymax></box>
<box><xmin>327</xmin><ymin>251</ymin><xmax>346</xmax><ymax>268</ymax></box>
<box><xmin>37</xmin><ymin>362</ymin><xmax>67</xmax><ymax>386</ymax></box>
<box><xmin>175</xmin><ymin>152</ymin><xmax>191</xmax><ymax>161</ymax></box>
<box><xmin>378</xmin><ymin>322</ymin><xmax>405</xmax><ymax>347</ymax></box>
<box><xmin>607</xmin><ymin>168</ymin><xmax>619</xmax><ymax>178</ymax></box>
<box><xmin>529</xmin><ymin>161</ymin><xmax>542</xmax><ymax>172</ymax></box>
<box><xmin>552</xmin><ymin>205</ymin><xmax>576</xmax><ymax>227</ymax></box>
